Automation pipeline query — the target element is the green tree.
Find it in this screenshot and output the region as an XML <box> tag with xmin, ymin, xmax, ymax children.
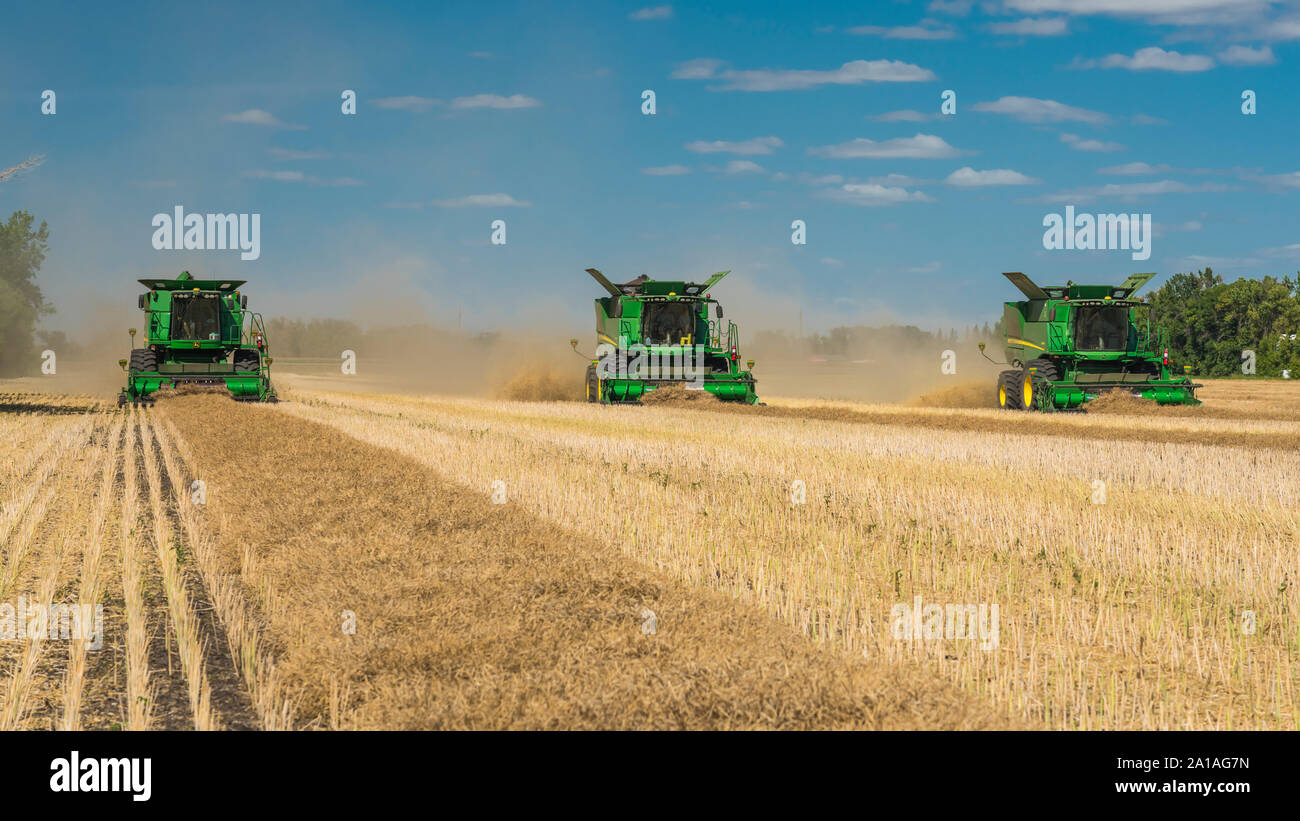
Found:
<box><xmin>1149</xmin><ymin>267</ymin><xmax>1300</xmax><ymax>376</ymax></box>
<box><xmin>0</xmin><ymin>210</ymin><xmax>52</xmax><ymax>377</ymax></box>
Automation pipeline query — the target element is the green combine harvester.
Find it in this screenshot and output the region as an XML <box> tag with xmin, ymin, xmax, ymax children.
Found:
<box><xmin>119</xmin><ymin>271</ymin><xmax>275</xmax><ymax>405</ymax></box>
<box><xmin>983</xmin><ymin>272</ymin><xmax>1200</xmax><ymax>411</ymax></box>
<box><xmin>577</xmin><ymin>268</ymin><xmax>759</xmax><ymax>404</ymax></box>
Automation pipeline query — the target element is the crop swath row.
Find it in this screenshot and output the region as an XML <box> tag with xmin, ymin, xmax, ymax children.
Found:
<box><xmin>0</xmin><ymin>406</ymin><xmax>265</xmax><ymax>729</ymax></box>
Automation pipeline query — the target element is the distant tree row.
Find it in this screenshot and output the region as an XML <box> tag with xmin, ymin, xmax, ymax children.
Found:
<box><xmin>751</xmin><ymin>323</ymin><xmax>996</xmax><ymax>360</ymax></box>
<box><xmin>262</xmin><ymin>317</ymin><xmax>365</xmax><ymax>357</ymax></box>
<box><xmin>263</xmin><ymin>317</ymin><xmax>494</xmax><ymax>358</ymax></box>
<box><xmin>1148</xmin><ymin>268</ymin><xmax>1300</xmax><ymax>377</ymax></box>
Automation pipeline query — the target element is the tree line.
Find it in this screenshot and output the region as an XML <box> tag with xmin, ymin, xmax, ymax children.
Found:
<box><xmin>1147</xmin><ymin>268</ymin><xmax>1300</xmax><ymax>377</ymax></box>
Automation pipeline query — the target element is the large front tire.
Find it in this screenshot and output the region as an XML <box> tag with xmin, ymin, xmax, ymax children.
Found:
<box><xmin>128</xmin><ymin>348</ymin><xmax>157</xmax><ymax>373</ymax></box>
<box><xmin>998</xmin><ymin>370</ymin><xmax>1022</xmax><ymax>410</ymax></box>
<box><xmin>1023</xmin><ymin>358</ymin><xmax>1060</xmax><ymax>412</ymax></box>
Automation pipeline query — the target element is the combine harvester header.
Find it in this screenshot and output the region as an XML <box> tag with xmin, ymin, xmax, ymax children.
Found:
<box><xmin>983</xmin><ymin>271</ymin><xmax>1200</xmax><ymax>411</ymax></box>
<box><xmin>578</xmin><ymin>267</ymin><xmax>759</xmax><ymax>404</ymax></box>
<box><xmin>119</xmin><ymin>271</ymin><xmax>275</xmax><ymax>404</ymax></box>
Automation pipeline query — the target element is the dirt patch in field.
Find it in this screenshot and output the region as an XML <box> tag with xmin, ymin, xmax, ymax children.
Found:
<box><xmin>157</xmin><ymin>394</ymin><xmax>1017</xmax><ymax>730</ymax></box>
<box><xmin>640</xmin><ymin>384</ymin><xmax>719</xmax><ymax>406</ymax></box>
<box><xmin>910</xmin><ymin>381</ymin><xmax>996</xmax><ymax>409</ymax></box>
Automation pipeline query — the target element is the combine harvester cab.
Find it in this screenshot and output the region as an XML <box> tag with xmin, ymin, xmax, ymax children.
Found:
<box><xmin>580</xmin><ymin>268</ymin><xmax>759</xmax><ymax>404</ymax></box>
<box><xmin>986</xmin><ymin>271</ymin><xmax>1201</xmax><ymax>411</ymax></box>
<box><xmin>119</xmin><ymin>271</ymin><xmax>275</xmax><ymax>405</ymax></box>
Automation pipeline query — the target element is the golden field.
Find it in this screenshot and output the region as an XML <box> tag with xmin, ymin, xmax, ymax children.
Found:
<box><xmin>0</xmin><ymin>376</ymin><xmax>1296</xmax><ymax>729</ymax></box>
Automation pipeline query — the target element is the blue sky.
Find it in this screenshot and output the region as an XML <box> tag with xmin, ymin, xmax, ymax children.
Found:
<box><xmin>2</xmin><ymin>0</ymin><xmax>1299</xmax><ymax>336</ymax></box>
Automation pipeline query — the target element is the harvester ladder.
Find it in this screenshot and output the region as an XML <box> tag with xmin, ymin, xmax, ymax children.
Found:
<box><xmin>707</xmin><ymin>319</ymin><xmax>740</xmax><ymax>353</ymax></box>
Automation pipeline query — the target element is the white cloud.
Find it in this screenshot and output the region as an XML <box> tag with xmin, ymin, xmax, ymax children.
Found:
<box><xmin>451</xmin><ymin>94</ymin><xmax>542</xmax><ymax>109</ymax></box>
<box><xmin>873</xmin><ymin>109</ymin><xmax>935</xmax><ymax>122</ymax></box>
<box><xmin>1102</xmin><ymin>181</ymin><xmax>1226</xmax><ymax>196</ymax></box>
<box><xmin>373</xmin><ymin>96</ymin><xmax>440</xmax><ymax>111</ymax></box>
<box><xmin>1031</xmin><ymin>179</ymin><xmax>1230</xmax><ymax>203</ymax></box>
<box><xmin>928</xmin><ymin>0</ymin><xmax>974</xmax><ymax>15</ymax></box>
<box><xmin>243</xmin><ymin>170</ymin><xmax>361</xmax><ymax>186</ymax></box>
<box><xmin>641</xmin><ymin>165</ymin><xmax>691</xmax><ymax>175</ymax></box>
<box><xmin>676</xmin><ymin>59</ymin><xmax>935</xmax><ymax>91</ymax></box>
<box><xmin>246</xmin><ymin>170</ymin><xmax>306</xmax><ymax>182</ymax></box>
<box><xmin>671</xmin><ymin>58</ymin><xmax>725</xmax><ymax>79</ymax></box>
<box><xmin>1099</xmin><ymin>161</ymin><xmax>1172</xmax><ymax>175</ymax></box>
<box><xmin>797</xmin><ymin>173</ymin><xmax>844</xmax><ymax>185</ymax></box>
<box><xmin>1099</xmin><ymin>161</ymin><xmax>1170</xmax><ymax>175</ymax></box>
<box><xmin>821</xmin><ymin>257</ymin><xmax>845</xmax><ymax>266</ymax></box>
<box><xmin>713</xmin><ymin>160</ymin><xmax>766</xmax><ymax>174</ymax></box>
<box><xmin>1217</xmin><ymin>44</ymin><xmax>1276</xmax><ymax>64</ymax></box>
<box><xmin>823</xmin><ymin>183</ymin><xmax>936</xmax><ymax>206</ymax></box>
<box><xmin>810</xmin><ymin>133</ymin><xmax>964</xmax><ymax>159</ymax></box>
<box><xmin>1261</xmin><ymin>18</ymin><xmax>1300</xmax><ymax>40</ymax></box>
<box><xmin>970</xmin><ymin>96</ymin><xmax>1109</xmax><ymax>123</ymax></box>
<box><xmin>629</xmin><ymin>5</ymin><xmax>673</xmax><ymax>20</ymax></box>
<box><xmin>847</xmin><ymin>23</ymin><xmax>957</xmax><ymax>39</ymax></box>
<box><xmin>1259</xmin><ymin>242</ymin><xmax>1300</xmax><ymax>258</ymax></box>
<box><xmin>685</xmin><ymin>136</ymin><xmax>783</xmax><ymax>155</ymax></box>
<box><xmin>1004</xmin><ymin>0</ymin><xmax>1298</xmax><ymax>45</ymax></box>
<box><xmin>1076</xmin><ymin>46</ymin><xmax>1215</xmax><ymax>72</ymax></box>
<box><xmin>222</xmin><ymin>109</ymin><xmax>306</xmax><ymax>130</ymax></box>
<box><xmin>1005</xmin><ymin>0</ymin><xmax>1262</xmax><ymax>16</ymax></box>
<box><xmin>988</xmin><ymin>17</ymin><xmax>1069</xmax><ymax>35</ymax></box>
<box><xmin>867</xmin><ymin>173</ymin><xmax>923</xmax><ymax>186</ymax></box>
<box><xmin>1131</xmin><ymin>113</ymin><xmax>1169</xmax><ymax>125</ymax></box>
<box><xmin>431</xmin><ymin>193</ymin><xmax>531</xmax><ymax>207</ymax></box>
<box><xmin>944</xmin><ymin>167</ymin><xmax>1040</xmax><ymax>186</ymax></box>
<box><xmin>1259</xmin><ymin>171</ymin><xmax>1300</xmax><ymax>188</ymax></box>
<box><xmin>1060</xmin><ymin>132</ymin><xmax>1126</xmax><ymax>152</ymax></box>
<box><xmin>268</xmin><ymin>148</ymin><xmax>332</xmax><ymax>160</ymax></box>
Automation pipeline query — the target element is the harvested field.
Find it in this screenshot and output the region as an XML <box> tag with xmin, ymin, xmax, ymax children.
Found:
<box><xmin>2</xmin><ymin>374</ymin><xmax>1296</xmax><ymax>730</ymax></box>
<box><xmin>269</xmin><ymin>375</ymin><xmax>1300</xmax><ymax>730</ymax></box>
<box><xmin>0</xmin><ymin>390</ymin><xmax>1011</xmax><ymax>729</ymax></box>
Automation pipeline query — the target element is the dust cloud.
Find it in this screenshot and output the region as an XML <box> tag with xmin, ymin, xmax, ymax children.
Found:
<box><xmin>13</xmin><ymin>277</ymin><xmax>1001</xmax><ymax>406</ymax></box>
